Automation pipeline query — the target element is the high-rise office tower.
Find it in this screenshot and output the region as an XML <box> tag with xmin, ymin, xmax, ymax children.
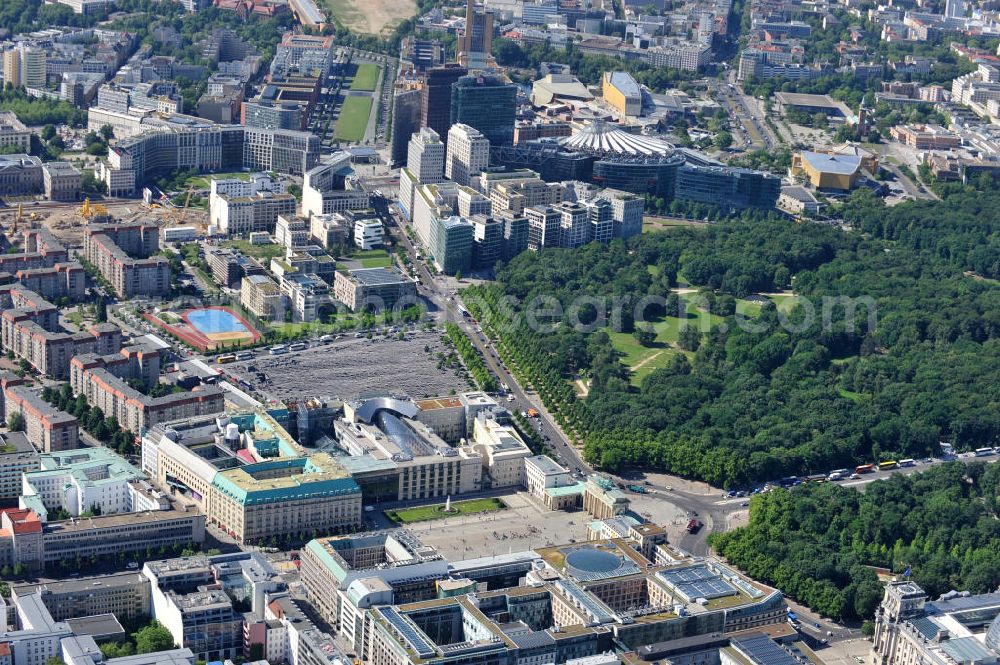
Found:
<box><xmin>19</xmin><ymin>46</ymin><xmax>46</xmax><ymax>89</ymax></box>
<box><xmin>420</xmin><ymin>64</ymin><xmax>468</xmax><ymax>147</ymax></box>
<box><xmin>2</xmin><ymin>48</ymin><xmax>22</xmax><ymax>88</ymax></box>
<box><xmin>461</xmin><ymin>0</ymin><xmax>494</xmax><ymax>67</ymax></box>
<box><xmin>409</xmin><ymin>128</ymin><xmax>446</xmax><ymax>183</ymax></box>
<box><xmin>450</xmin><ymin>74</ymin><xmax>517</xmax><ymax>147</ymax></box>
<box><xmin>446</xmin><ymin>123</ymin><xmax>490</xmax><ymax>186</ymax></box>
<box><xmin>399</xmin><ymin>128</ymin><xmax>446</xmax><ymax>220</ymax></box>
<box><xmin>391</xmin><ymin>81</ymin><xmax>423</xmax><ymax>167</ymax></box>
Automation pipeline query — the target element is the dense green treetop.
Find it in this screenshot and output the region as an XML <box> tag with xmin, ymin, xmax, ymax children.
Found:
<box><xmin>468</xmin><ymin>187</ymin><xmax>1000</xmax><ymax>487</ymax></box>
<box><xmin>710</xmin><ymin>462</ymin><xmax>1000</xmax><ymax>621</ymax></box>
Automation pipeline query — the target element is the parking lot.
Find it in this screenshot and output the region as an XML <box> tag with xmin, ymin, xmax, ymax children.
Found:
<box><xmin>226</xmin><ymin>329</ymin><xmax>474</xmax><ymax>402</ymax></box>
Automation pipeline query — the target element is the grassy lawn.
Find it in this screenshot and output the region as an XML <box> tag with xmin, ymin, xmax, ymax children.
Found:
<box><xmin>337</xmin><ymin>249</ymin><xmax>392</xmax><ymax>270</ymax></box>
<box><xmin>334</xmin><ymin>96</ymin><xmax>373</xmax><ymax>142</ymax></box>
<box><xmin>66</xmin><ymin>310</ymin><xmax>90</xmax><ymax>327</ymax></box>
<box><xmin>268</xmin><ymin>316</ymin><xmax>359</xmax><ymax>337</ymax></box>
<box><xmin>350</xmin><ymin>63</ymin><xmax>380</xmax><ymax>91</ymax></box>
<box><xmin>222</xmin><ymin>239</ymin><xmax>286</xmax><ymax>262</ymax></box>
<box><xmin>184</xmin><ymin>172</ymin><xmax>250</xmax><ymax>189</ymax></box>
<box><xmin>643</xmin><ymin>218</ymin><xmax>707</xmax><ymax>232</ymax></box>
<box><xmin>608</xmin><ymin>292</ymin><xmax>803</xmax><ymax>386</ymax></box>
<box><xmin>839</xmin><ymin>388</ymin><xmax>863</xmax><ymax>403</ymax></box>
<box><xmin>385</xmin><ymin>498</ymin><xmax>506</xmax><ymax>523</ymax></box>
<box><xmin>320</xmin><ymin>0</ymin><xmax>365</xmax><ymax>31</ymax></box>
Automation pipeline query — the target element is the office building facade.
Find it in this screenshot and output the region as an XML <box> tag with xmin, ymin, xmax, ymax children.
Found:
<box><xmin>420</xmin><ymin>64</ymin><xmax>467</xmax><ymax>145</ymax></box>
<box><xmin>446</xmin><ymin>123</ymin><xmax>490</xmax><ymax>187</ymax></box>
<box><xmin>451</xmin><ymin>74</ymin><xmax>517</xmax><ymax>147</ymax></box>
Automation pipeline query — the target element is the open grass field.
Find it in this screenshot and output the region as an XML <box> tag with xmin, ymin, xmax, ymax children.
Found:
<box><xmin>385</xmin><ymin>498</ymin><xmax>507</xmax><ymax>523</ymax></box>
<box><xmin>333</xmin><ymin>96</ymin><xmax>373</xmax><ymax>142</ymax></box>
<box><xmin>349</xmin><ymin>63</ymin><xmax>381</xmax><ymax>91</ymax></box>
<box><xmin>608</xmin><ymin>292</ymin><xmax>800</xmax><ymax>386</ymax></box>
<box><xmin>321</xmin><ymin>0</ymin><xmax>416</xmax><ymax>33</ymax></box>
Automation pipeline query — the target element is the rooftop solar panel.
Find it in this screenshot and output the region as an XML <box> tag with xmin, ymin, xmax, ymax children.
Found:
<box><xmin>732</xmin><ymin>634</ymin><xmax>802</xmax><ymax>665</ymax></box>
<box><xmin>379</xmin><ymin>606</ymin><xmax>436</xmax><ymax>658</ymax></box>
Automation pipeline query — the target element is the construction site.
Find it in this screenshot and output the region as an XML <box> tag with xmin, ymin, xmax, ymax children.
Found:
<box><xmin>0</xmin><ymin>190</ymin><xmax>210</xmax><ymax>248</ymax></box>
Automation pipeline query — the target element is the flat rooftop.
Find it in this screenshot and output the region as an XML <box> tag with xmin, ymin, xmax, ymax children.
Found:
<box><xmin>0</xmin><ymin>431</ymin><xmax>35</xmax><ymax>455</ymax></box>
<box><xmin>66</xmin><ymin>613</ymin><xmax>125</xmax><ymax>639</ymax></box>
<box><xmin>13</xmin><ymin>572</ymin><xmax>147</xmax><ymax>596</ymax></box>
<box><xmin>343</xmin><ymin>267</ymin><xmax>412</xmax><ymax>286</ymax></box>
<box><xmin>41</xmin><ymin>506</ymin><xmax>199</xmax><ymax>533</ymax></box>
<box><xmin>774</xmin><ymin>92</ymin><xmax>840</xmax><ymax>107</ymax></box>
<box><xmin>415</xmin><ymin>397</ymin><xmax>463</xmax><ymax>410</ymax></box>
<box><xmin>212</xmin><ymin>452</ymin><xmax>359</xmax><ymax>505</ymax></box>
<box><xmin>527</xmin><ymin>454</ymin><xmax>567</xmax><ymax>475</ymax></box>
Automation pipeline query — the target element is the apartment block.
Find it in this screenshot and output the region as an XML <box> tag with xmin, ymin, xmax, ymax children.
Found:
<box><xmin>0</xmin><ymin>374</ymin><xmax>78</xmax><ymax>453</ymax></box>
<box><xmin>557</xmin><ymin>200</ymin><xmax>590</xmax><ymax>249</ymax></box>
<box><xmin>70</xmin><ymin>346</ymin><xmax>224</xmax><ymax>434</ymax></box>
<box><xmin>14</xmin><ymin>262</ymin><xmax>86</xmax><ymax>302</ymax></box>
<box><xmin>489</xmin><ymin>175</ymin><xmax>564</xmax><ymax>218</ymax></box>
<box><xmin>82</xmin><ymin>222</ymin><xmax>170</xmax><ymax>298</ymax></box>
<box><xmin>0</xmin><ymin>286</ymin><xmax>122</xmax><ymax>379</ymax></box>
<box><xmin>526</xmin><ymin>205</ymin><xmax>561</xmax><ymax>251</ymax></box>
<box><xmin>399</xmin><ymin>128</ymin><xmax>446</xmax><ymax>220</ymax></box>
<box><xmin>0</xmin><ymin>229</ymin><xmax>69</xmax><ymax>276</ymax></box>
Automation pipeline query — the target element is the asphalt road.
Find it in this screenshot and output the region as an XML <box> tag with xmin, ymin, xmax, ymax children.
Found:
<box><xmin>374</xmin><ymin>196</ymin><xmax>593</xmax><ymax>481</ymax></box>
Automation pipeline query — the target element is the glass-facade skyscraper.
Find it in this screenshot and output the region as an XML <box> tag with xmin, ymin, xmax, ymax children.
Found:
<box><xmin>450</xmin><ymin>74</ymin><xmax>517</xmax><ymax>147</ymax></box>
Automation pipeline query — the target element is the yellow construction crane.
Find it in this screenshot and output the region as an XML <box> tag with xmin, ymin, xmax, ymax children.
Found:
<box><xmin>178</xmin><ymin>186</ymin><xmax>195</xmax><ymax>224</ymax></box>
<box><xmin>80</xmin><ymin>197</ymin><xmax>109</xmax><ymax>222</ymax></box>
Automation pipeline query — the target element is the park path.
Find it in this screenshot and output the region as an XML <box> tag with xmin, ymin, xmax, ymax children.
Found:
<box><xmin>632</xmin><ymin>350</ymin><xmax>665</xmax><ymax>372</ymax></box>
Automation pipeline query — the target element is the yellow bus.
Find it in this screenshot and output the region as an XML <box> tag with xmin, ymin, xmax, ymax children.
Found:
<box><xmin>216</xmin><ymin>354</ymin><xmax>237</xmax><ymax>364</ymax></box>
<box><xmin>878</xmin><ymin>460</ymin><xmax>898</xmax><ymax>471</ymax></box>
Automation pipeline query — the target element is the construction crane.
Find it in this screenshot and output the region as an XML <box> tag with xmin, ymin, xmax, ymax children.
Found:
<box><xmin>172</xmin><ymin>184</ymin><xmax>209</xmax><ymax>236</ymax></box>
<box><xmin>79</xmin><ymin>197</ymin><xmax>109</xmax><ymax>222</ymax></box>
<box><xmin>178</xmin><ymin>185</ymin><xmax>195</xmax><ymax>224</ymax></box>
